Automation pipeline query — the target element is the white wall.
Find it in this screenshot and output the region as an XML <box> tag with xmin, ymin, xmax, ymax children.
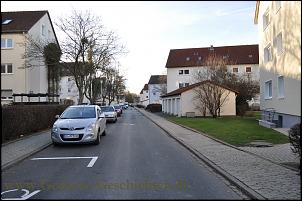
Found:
<box><xmin>27</xmin><ymin>13</ymin><xmax>58</xmax><ymax>94</ymax></box>
<box><xmin>148</xmin><ymin>83</ymin><xmax>166</xmax><ymax>104</ymax></box>
<box><xmin>257</xmin><ymin>1</ymin><xmax>301</xmax><ymax>117</ymax></box>
<box><xmin>167</xmin><ymin>64</ymin><xmax>259</xmax><ymax>93</ymax></box>
<box><xmin>181</xmin><ymin>87</ymin><xmax>236</xmax><ymax>117</ymax></box>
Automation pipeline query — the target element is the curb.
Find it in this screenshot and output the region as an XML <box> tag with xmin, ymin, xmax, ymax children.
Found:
<box><xmin>135</xmin><ymin>107</ymin><xmax>266</xmax><ymax>200</ymax></box>
<box><xmin>1</xmin><ymin>142</ymin><xmax>52</xmax><ymax>171</ymax></box>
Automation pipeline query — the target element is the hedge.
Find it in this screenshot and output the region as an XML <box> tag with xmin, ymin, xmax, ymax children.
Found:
<box><xmin>2</xmin><ymin>104</ymin><xmax>69</xmax><ymax>143</ymax></box>
<box><xmin>146</xmin><ymin>104</ymin><xmax>162</xmax><ymax>113</ymax></box>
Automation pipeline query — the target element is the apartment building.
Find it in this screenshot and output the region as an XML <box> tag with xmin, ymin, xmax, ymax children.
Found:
<box><xmin>139</xmin><ymin>84</ymin><xmax>149</xmax><ymax>107</ymax></box>
<box><xmin>147</xmin><ymin>75</ymin><xmax>167</xmax><ymax>105</ymax></box>
<box><xmin>1</xmin><ymin>10</ymin><xmax>59</xmax><ymax>104</ymax></box>
<box><xmin>165</xmin><ymin>44</ymin><xmax>259</xmax><ymax>93</ymax></box>
<box><xmin>254</xmin><ymin>1</ymin><xmax>301</xmax><ymax>128</ymax></box>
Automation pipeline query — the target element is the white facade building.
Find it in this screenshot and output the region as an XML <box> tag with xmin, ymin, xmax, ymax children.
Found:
<box><xmin>162</xmin><ymin>81</ymin><xmax>237</xmax><ymax>117</ymax></box>
<box><xmin>147</xmin><ymin>75</ymin><xmax>167</xmax><ymax>105</ymax></box>
<box><xmin>254</xmin><ymin>1</ymin><xmax>301</xmax><ymax>128</ymax></box>
<box><xmin>139</xmin><ymin>84</ymin><xmax>149</xmax><ymax>107</ymax></box>
<box><xmin>1</xmin><ymin>10</ymin><xmax>59</xmax><ymax>104</ymax></box>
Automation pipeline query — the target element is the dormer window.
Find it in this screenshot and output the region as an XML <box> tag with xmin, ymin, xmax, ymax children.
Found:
<box><xmin>223</xmin><ymin>55</ymin><xmax>229</xmax><ymax>59</ymax></box>
<box><xmin>2</xmin><ymin>19</ymin><xmax>12</xmax><ymax>25</ymax></box>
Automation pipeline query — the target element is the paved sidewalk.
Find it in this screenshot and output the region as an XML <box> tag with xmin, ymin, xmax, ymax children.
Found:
<box><xmin>1</xmin><ymin>129</ymin><xmax>52</xmax><ymax>170</ymax></box>
<box><xmin>137</xmin><ymin>108</ymin><xmax>301</xmax><ymax>200</ymax></box>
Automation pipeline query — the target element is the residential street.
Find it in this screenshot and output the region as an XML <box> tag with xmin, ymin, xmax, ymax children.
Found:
<box><xmin>1</xmin><ymin>108</ymin><xmax>243</xmax><ymax>199</ymax></box>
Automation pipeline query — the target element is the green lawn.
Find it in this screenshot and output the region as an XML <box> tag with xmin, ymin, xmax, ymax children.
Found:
<box><xmin>167</xmin><ymin>112</ymin><xmax>289</xmax><ymax>146</ymax></box>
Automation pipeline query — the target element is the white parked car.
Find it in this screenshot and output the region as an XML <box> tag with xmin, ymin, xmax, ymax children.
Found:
<box><xmin>51</xmin><ymin>105</ymin><xmax>106</xmax><ymax>145</ymax></box>
<box><xmin>101</xmin><ymin>106</ymin><xmax>118</xmax><ymax>123</ymax></box>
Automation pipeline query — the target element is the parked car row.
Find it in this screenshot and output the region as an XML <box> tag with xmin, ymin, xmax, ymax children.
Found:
<box><xmin>51</xmin><ymin>103</ymin><xmax>129</xmax><ymax>146</ymax></box>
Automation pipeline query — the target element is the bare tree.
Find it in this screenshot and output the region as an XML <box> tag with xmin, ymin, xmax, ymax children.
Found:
<box><xmin>193</xmin><ymin>54</ymin><xmax>232</xmax><ymax>118</ymax></box>
<box><xmin>55</xmin><ymin>10</ymin><xmax>126</xmax><ymax>104</ymax></box>
<box><xmin>21</xmin><ymin>35</ymin><xmax>62</xmax><ymax>98</ymax></box>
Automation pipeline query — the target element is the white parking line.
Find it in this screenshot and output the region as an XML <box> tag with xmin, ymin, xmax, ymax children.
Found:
<box><xmin>31</xmin><ymin>156</ymin><xmax>98</xmax><ymax>168</ymax></box>
<box><xmin>1</xmin><ymin>189</ymin><xmax>41</xmax><ymax>200</ymax></box>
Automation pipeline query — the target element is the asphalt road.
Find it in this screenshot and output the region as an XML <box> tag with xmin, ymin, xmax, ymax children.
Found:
<box><xmin>1</xmin><ymin>108</ymin><xmax>243</xmax><ymax>199</ymax></box>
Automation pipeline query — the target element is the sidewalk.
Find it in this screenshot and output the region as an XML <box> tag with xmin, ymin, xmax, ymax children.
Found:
<box><xmin>136</xmin><ymin>108</ymin><xmax>301</xmax><ymax>200</ymax></box>
<box><xmin>1</xmin><ymin>129</ymin><xmax>52</xmax><ymax>170</ymax></box>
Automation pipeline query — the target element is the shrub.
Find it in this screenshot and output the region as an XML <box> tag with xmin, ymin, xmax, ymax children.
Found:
<box><xmin>136</xmin><ymin>104</ymin><xmax>145</xmax><ymax>108</ymax></box>
<box><xmin>288</xmin><ymin>123</ymin><xmax>301</xmax><ymax>157</ymax></box>
<box><xmin>146</xmin><ymin>104</ymin><xmax>162</xmax><ymax>113</ymax></box>
<box><xmin>2</xmin><ymin>104</ymin><xmax>68</xmax><ymax>143</ymax></box>
<box><xmin>236</xmin><ymin>102</ymin><xmax>249</xmax><ymax>116</ymax></box>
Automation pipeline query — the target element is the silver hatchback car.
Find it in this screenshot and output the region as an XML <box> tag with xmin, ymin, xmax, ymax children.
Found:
<box><xmin>51</xmin><ymin>105</ymin><xmax>106</xmax><ymax>145</ymax></box>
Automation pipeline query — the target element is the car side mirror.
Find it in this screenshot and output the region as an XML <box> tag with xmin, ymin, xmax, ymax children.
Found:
<box><xmin>55</xmin><ymin>115</ymin><xmax>60</xmax><ymax>119</ymax></box>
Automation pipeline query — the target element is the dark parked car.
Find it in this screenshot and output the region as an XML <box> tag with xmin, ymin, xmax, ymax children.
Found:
<box><xmin>113</xmin><ymin>105</ymin><xmax>122</xmax><ymax>116</ymax></box>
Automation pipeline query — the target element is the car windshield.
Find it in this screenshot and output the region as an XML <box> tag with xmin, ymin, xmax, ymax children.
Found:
<box><xmin>101</xmin><ymin>106</ymin><xmax>114</xmax><ymax>112</ymax></box>
<box><xmin>60</xmin><ymin>107</ymin><xmax>96</xmax><ymax>119</ymax></box>
<box><xmin>113</xmin><ymin>105</ymin><xmax>121</xmax><ymax>109</ymax></box>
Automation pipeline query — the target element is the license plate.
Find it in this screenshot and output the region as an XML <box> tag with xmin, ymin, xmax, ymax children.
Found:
<box><xmin>64</xmin><ymin>134</ymin><xmax>79</xmax><ymax>138</ymax></box>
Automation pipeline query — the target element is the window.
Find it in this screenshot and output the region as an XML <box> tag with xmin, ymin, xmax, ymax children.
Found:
<box><xmin>2</xmin><ymin>19</ymin><xmax>12</xmax><ymax>25</ymax></box>
<box><xmin>179</xmin><ymin>70</ymin><xmax>183</xmax><ymax>75</ymax></box>
<box><xmin>184</xmin><ymin>83</ymin><xmax>189</xmax><ymax>87</ymax></box>
<box><xmin>186</xmin><ymin>57</ymin><xmax>190</xmax><ymax>61</ymax></box>
<box><xmin>275</xmin><ymin>1</ymin><xmax>281</xmax><ymax>12</ymax></box>
<box><xmin>146</xmin><ymin>96</ymin><xmax>148</xmax><ymax>98</ymax></box>
<box><xmin>246</xmin><ymin>67</ymin><xmax>252</xmax><ymax>73</ymax></box>
<box><xmin>275</xmin><ymin>33</ymin><xmax>283</xmax><ymax>54</ymax></box>
<box><xmin>198</xmin><ymin>56</ymin><xmax>202</xmax><ymax>61</ymax></box>
<box><xmin>1</xmin><ymin>38</ymin><xmax>13</xmax><ymax>48</ymax></box>
<box><xmin>1</xmin><ymin>64</ymin><xmax>13</xmax><ymax>74</ymax></box>
<box><xmin>42</xmin><ymin>24</ymin><xmax>46</xmax><ymax>36</ymax></box>
<box><xmin>263</xmin><ymin>9</ymin><xmax>270</xmax><ymax>30</ymax></box>
<box><xmin>278</xmin><ymin>76</ymin><xmax>284</xmax><ymax>98</ymax></box>
<box><xmin>1</xmin><ymin>90</ymin><xmax>13</xmax><ymax>100</ymax></box>
<box><xmin>68</xmin><ymin>88</ymin><xmax>71</xmax><ymax>93</ymax></box>
<box><xmin>265</xmin><ymin>80</ymin><xmax>272</xmax><ymax>99</ymax></box>
<box><xmin>184</xmin><ymin>70</ymin><xmax>189</xmax><ymax>74</ymax></box>
<box><xmin>264</xmin><ymin>44</ymin><xmax>272</xmax><ymax>63</ymax></box>
<box><xmin>153</xmin><ymin>92</ymin><xmax>156</xmax><ymax>96</ymax></box>
<box><xmin>179</xmin><ymin>83</ymin><xmax>184</xmax><ymax>88</ymax></box>
<box><xmin>233</xmin><ymin>68</ymin><xmax>238</xmax><ymax>73</ymax></box>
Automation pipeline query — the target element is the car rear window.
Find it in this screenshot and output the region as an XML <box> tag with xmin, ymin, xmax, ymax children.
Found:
<box><xmin>101</xmin><ymin>106</ymin><xmax>114</xmax><ymax>112</ymax></box>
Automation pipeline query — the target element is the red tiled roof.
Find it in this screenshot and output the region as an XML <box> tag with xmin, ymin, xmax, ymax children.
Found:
<box><xmin>143</xmin><ymin>84</ymin><xmax>148</xmax><ymax>90</ymax></box>
<box><xmin>2</xmin><ymin>10</ymin><xmax>48</xmax><ymax>33</ymax></box>
<box><xmin>165</xmin><ymin>44</ymin><xmax>259</xmax><ymax>68</ymax></box>
<box><xmin>148</xmin><ymin>75</ymin><xmax>167</xmax><ymax>84</ymax></box>
<box><xmin>140</xmin><ymin>84</ymin><xmax>148</xmax><ymax>94</ymax></box>
<box><xmin>161</xmin><ymin>80</ymin><xmax>239</xmax><ymax>98</ymax></box>
<box><xmin>1</xmin><ymin>10</ymin><xmax>60</xmax><ymax>47</ymax></box>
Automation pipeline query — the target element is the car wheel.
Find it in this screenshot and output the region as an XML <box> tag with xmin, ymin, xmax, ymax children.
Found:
<box><xmin>114</xmin><ymin>118</ymin><xmax>117</xmax><ymax>123</ymax></box>
<box><xmin>102</xmin><ymin>129</ymin><xmax>106</xmax><ymax>136</ymax></box>
<box><xmin>93</xmin><ymin>130</ymin><xmax>100</xmax><ymax>145</ymax></box>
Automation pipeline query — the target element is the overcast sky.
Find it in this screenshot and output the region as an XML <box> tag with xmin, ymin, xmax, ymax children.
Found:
<box><xmin>2</xmin><ymin>1</ymin><xmax>258</xmax><ymax>94</ymax></box>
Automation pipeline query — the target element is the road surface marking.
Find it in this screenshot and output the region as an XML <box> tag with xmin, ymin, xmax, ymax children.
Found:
<box><xmin>1</xmin><ymin>189</ymin><xmax>41</xmax><ymax>200</ymax></box>
<box><xmin>31</xmin><ymin>156</ymin><xmax>98</xmax><ymax>168</ymax></box>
